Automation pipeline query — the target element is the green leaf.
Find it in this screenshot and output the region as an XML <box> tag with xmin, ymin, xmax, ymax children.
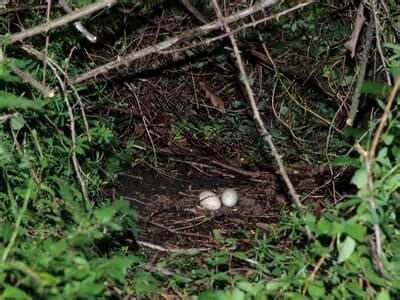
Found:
<box><xmin>308</xmin><ymin>283</ymin><xmax>325</xmax><ymax>297</ymax></box>
<box><xmin>351</xmin><ymin>168</ymin><xmax>368</xmax><ymax>189</ymax></box>
<box><xmin>317</xmin><ymin>217</ymin><xmax>332</xmax><ymax>235</ymax></box>
<box><xmin>337</xmin><ymin>236</ymin><xmax>356</xmax><ymax>263</ymax></box>
<box><xmin>0</xmin><ymin>63</ymin><xmax>19</xmax><ymax>82</ymax></box>
<box><xmin>10</xmin><ymin>115</ymin><xmax>25</xmax><ymax>130</ymax></box>
<box><xmin>94</xmin><ymin>206</ymin><xmax>115</xmax><ymax>224</ymax></box>
<box><xmin>344</xmin><ymin>223</ymin><xmax>365</xmax><ymax>242</ymax></box>
<box><xmin>104</xmin><ymin>255</ymin><xmax>140</xmax><ymax>283</ymax></box>
<box><xmin>0</xmin><ymin>91</ymin><xmax>46</xmax><ymax>111</ymax></box>
<box><xmin>232</xmin><ymin>288</ymin><xmax>245</xmax><ymax>300</ymax></box>
<box><xmin>2</xmin><ymin>285</ymin><xmax>32</xmax><ymax>300</ymax></box>
<box><xmin>360</xmin><ymin>80</ymin><xmax>389</xmax><ymax>97</ymax></box>
<box><xmin>376</xmin><ymin>290</ymin><xmax>390</xmax><ymax>300</ymax></box>
<box><xmin>331</xmin><ymin>155</ymin><xmax>361</xmax><ymax>168</ymax></box>
<box><xmin>237</xmin><ymin>281</ymin><xmax>254</xmax><ymax>293</ymax></box>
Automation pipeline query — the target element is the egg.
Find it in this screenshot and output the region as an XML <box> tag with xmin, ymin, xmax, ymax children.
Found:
<box><xmin>199</xmin><ymin>191</ymin><xmax>221</xmax><ymax>211</ymax></box>
<box><xmin>221</xmin><ymin>188</ymin><xmax>238</xmax><ymax>207</ymax></box>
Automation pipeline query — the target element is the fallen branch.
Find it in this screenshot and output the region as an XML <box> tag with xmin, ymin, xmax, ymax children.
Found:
<box><xmin>59</xmin><ymin>0</ymin><xmax>97</xmax><ymax>43</ymax></box>
<box><xmin>3</xmin><ymin>0</ymin><xmax>116</xmax><ymax>44</ymax></box>
<box><xmin>72</xmin><ymin>0</ymin><xmax>280</xmax><ymax>84</ymax></box>
<box><xmin>210</xmin><ymin>0</ymin><xmax>313</xmax><ymax>240</ymax></box>
<box><xmin>346</xmin><ymin>18</ymin><xmax>375</xmax><ymax>127</ymax></box>
<box><xmin>10</xmin><ymin>64</ymin><xmax>54</xmax><ymax>98</ymax></box>
<box><xmin>21</xmin><ymin>44</ymin><xmax>91</xmax><ymax>142</ymax></box>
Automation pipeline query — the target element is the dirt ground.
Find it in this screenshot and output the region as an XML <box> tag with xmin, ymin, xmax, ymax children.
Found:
<box><xmin>104</xmin><ymin>161</ymin><xmax>331</xmax><ymax>252</ymax></box>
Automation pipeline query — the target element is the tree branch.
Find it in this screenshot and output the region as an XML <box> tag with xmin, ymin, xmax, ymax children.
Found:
<box><xmin>3</xmin><ymin>0</ymin><xmax>116</xmax><ymax>44</ymax></box>
<box><xmin>72</xmin><ymin>0</ymin><xmax>280</xmax><ymax>84</ymax></box>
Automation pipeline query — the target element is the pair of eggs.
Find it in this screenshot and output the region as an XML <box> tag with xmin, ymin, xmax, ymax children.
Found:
<box><xmin>198</xmin><ymin>188</ymin><xmax>238</xmax><ymax>210</ymax></box>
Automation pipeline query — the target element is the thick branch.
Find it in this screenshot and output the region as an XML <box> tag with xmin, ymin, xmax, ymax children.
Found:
<box><xmin>3</xmin><ymin>0</ymin><xmax>116</xmax><ymax>44</ymax></box>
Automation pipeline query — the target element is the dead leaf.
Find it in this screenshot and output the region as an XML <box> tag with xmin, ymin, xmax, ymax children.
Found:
<box><xmin>200</xmin><ymin>83</ymin><xmax>226</xmax><ymax>113</ymax></box>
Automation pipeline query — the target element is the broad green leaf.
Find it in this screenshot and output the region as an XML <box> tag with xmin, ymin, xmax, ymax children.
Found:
<box><xmin>2</xmin><ymin>285</ymin><xmax>32</xmax><ymax>300</ymax></box>
<box><xmin>376</xmin><ymin>290</ymin><xmax>390</xmax><ymax>300</ymax></box>
<box><xmin>0</xmin><ymin>63</ymin><xmax>19</xmax><ymax>82</ymax></box>
<box><xmin>317</xmin><ymin>217</ymin><xmax>331</xmax><ymax>235</ymax></box>
<box><xmin>237</xmin><ymin>281</ymin><xmax>254</xmax><ymax>293</ymax></box>
<box><xmin>94</xmin><ymin>206</ymin><xmax>115</xmax><ymax>224</ymax></box>
<box><xmin>351</xmin><ymin>168</ymin><xmax>367</xmax><ymax>189</ymax></box>
<box><xmin>232</xmin><ymin>288</ymin><xmax>245</xmax><ymax>300</ymax></box>
<box><xmin>308</xmin><ymin>283</ymin><xmax>325</xmax><ymax>297</ymax></box>
<box><xmin>337</xmin><ymin>236</ymin><xmax>356</xmax><ymax>263</ymax></box>
<box><xmin>0</xmin><ymin>91</ymin><xmax>46</xmax><ymax>110</ymax></box>
<box><xmin>344</xmin><ymin>223</ymin><xmax>365</xmax><ymax>242</ymax></box>
<box><xmin>104</xmin><ymin>255</ymin><xmax>140</xmax><ymax>283</ymax></box>
<box><xmin>10</xmin><ymin>115</ymin><xmax>25</xmax><ymax>130</ymax></box>
<box><xmin>360</xmin><ymin>80</ymin><xmax>389</xmax><ymax>97</ymax></box>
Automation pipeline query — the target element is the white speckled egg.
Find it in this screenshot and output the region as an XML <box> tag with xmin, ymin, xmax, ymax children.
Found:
<box><xmin>221</xmin><ymin>188</ymin><xmax>238</xmax><ymax>207</ymax></box>
<box><xmin>199</xmin><ymin>191</ymin><xmax>221</xmax><ymax>211</ymax></box>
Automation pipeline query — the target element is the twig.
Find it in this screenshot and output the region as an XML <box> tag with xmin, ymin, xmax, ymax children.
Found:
<box><xmin>211</xmin><ymin>160</ymin><xmax>261</xmax><ymax>178</ymax></box>
<box><xmin>161</xmin><ymin>2</ymin><xmax>315</xmax><ymax>56</ymax></box>
<box><xmin>21</xmin><ymin>45</ymin><xmax>91</xmax><ymax>142</ymax></box>
<box><xmin>346</xmin><ymin>18</ymin><xmax>375</xmax><ymax>126</ymax></box>
<box><xmin>180</xmin><ymin>0</ymin><xmax>208</xmax><ymax>24</ymax></box>
<box><xmin>371</xmin><ymin>0</ymin><xmax>392</xmax><ymax>86</ymax></box>
<box><xmin>356</xmin><ymin>144</ymin><xmax>385</xmax><ymax>276</ymax></box>
<box><xmin>41</xmin><ymin>0</ymin><xmax>51</xmax><ymax>86</ymax></box>
<box><xmin>140</xmin><ymin>216</ymin><xmax>210</xmax><ymax>239</ymax></box>
<box><xmin>369</xmin><ymin>77</ymin><xmax>400</xmax><ymax>159</ymax></box>
<box><xmin>45</xmin><ymin>57</ymin><xmax>90</xmax><ymax>210</ymax></box>
<box><xmin>72</xmin><ymin>0</ymin><xmax>280</xmax><ymax>84</ymax></box>
<box><xmin>302</xmin><ymin>237</ymin><xmax>336</xmax><ymax>294</ymax></box>
<box><xmin>4</xmin><ymin>0</ymin><xmax>116</xmax><ymax>44</ymax></box>
<box><xmin>125</xmin><ymin>83</ymin><xmax>158</xmax><ymax>166</ymax></box>
<box><xmin>10</xmin><ymin>64</ymin><xmax>54</xmax><ymax>98</ymax></box>
<box><xmin>59</xmin><ymin>0</ymin><xmax>97</xmax><ymax>43</ymax></box>
<box><xmin>210</xmin><ymin>0</ymin><xmax>313</xmax><ymax>241</ymax></box>
<box><xmin>137</xmin><ymin>240</ymin><xmax>210</xmax><ymax>255</ymax></box>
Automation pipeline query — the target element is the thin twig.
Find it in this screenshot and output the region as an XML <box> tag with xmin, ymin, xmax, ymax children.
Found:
<box><xmin>210</xmin><ymin>0</ymin><xmax>313</xmax><ymax>240</ymax></box>
<box><xmin>302</xmin><ymin>237</ymin><xmax>336</xmax><ymax>294</ymax></box>
<box><xmin>125</xmin><ymin>82</ymin><xmax>158</xmax><ymax>166</ymax></box>
<box><xmin>4</xmin><ymin>0</ymin><xmax>116</xmax><ymax>44</ymax></box>
<box><xmin>356</xmin><ymin>144</ymin><xmax>385</xmax><ymax>276</ymax></box>
<box><xmin>346</xmin><ymin>19</ymin><xmax>375</xmax><ymax>126</ymax></box>
<box><xmin>21</xmin><ymin>45</ymin><xmax>91</xmax><ymax>142</ymax></box>
<box><xmin>10</xmin><ymin>64</ymin><xmax>54</xmax><ymax>98</ymax></box>
<box><xmin>72</xmin><ymin>0</ymin><xmax>281</xmax><ymax>84</ymax></box>
<box><xmin>371</xmin><ymin>0</ymin><xmax>392</xmax><ymax>86</ymax></box>
<box><xmin>41</xmin><ymin>0</ymin><xmax>51</xmax><ymax>85</ymax></box>
<box><xmin>369</xmin><ymin>77</ymin><xmax>400</xmax><ymax>159</ymax></box>
<box><xmin>137</xmin><ymin>240</ymin><xmax>210</xmax><ymax>255</ymax></box>
<box><xmin>45</xmin><ymin>59</ymin><xmax>90</xmax><ymax>210</ymax></box>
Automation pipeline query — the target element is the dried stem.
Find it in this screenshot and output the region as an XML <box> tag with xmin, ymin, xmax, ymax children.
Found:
<box><xmin>72</xmin><ymin>0</ymin><xmax>281</xmax><ymax>84</ymax></box>
<box><xmin>356</xmin><ymin>144</ymin><xmax>385</xmax><ymax>276</ymax></box>
<box><xmin>4</xmin><ymin>0</ymin><xmax>116</xmax><ymax>44</ymax></box>
<box><xmin>43</xmin><ymin>56</ymin><xmax>90</xmax><ymax>210</ymax></box>
<box><xmin>369</xmin><ymin>77</ymin><xmax>400</xmax><ymax>159</ymax></box>
<box><xmin>346</xmin><ymin>18</ymin><xmax>375</xmax><ymax>126</ymax></box>
<box><xmin>210</xmin><ymin>0</ymin><xmax>313</xmax><ymax>240</ymax></box>
<box><xmin>10</xmin><ymin>64</ymin><xmax>54</xmax><ymax>98</ymax></box>
<box><xmin>21</xmin><ymin>44</ymin><xmax>91</xmax><ymax>142</ymax></box>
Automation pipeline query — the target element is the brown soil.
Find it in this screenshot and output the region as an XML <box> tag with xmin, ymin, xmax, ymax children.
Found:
<box><xmin>104</xmin><ymin>161</ymin><xmax>327</xmax><ymax>252</ymax></box>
